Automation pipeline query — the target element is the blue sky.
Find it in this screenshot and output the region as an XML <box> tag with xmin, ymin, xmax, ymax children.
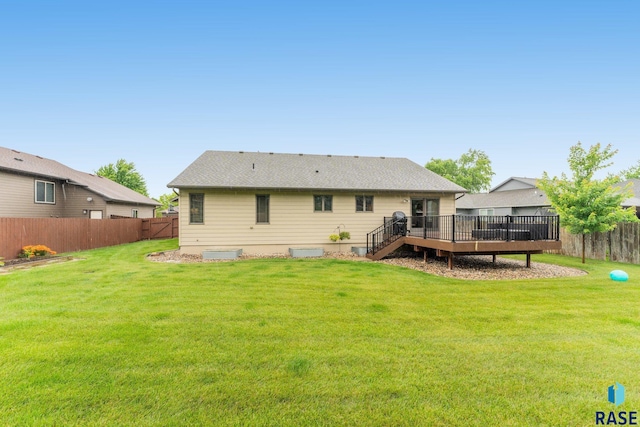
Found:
<box><xmin>2</xmin><ymin>1</ymin><xmax>639</xmax><ymax>198</ymax></box>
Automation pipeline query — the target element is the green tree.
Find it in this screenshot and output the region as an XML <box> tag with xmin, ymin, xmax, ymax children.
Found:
<box><xmin>538</xmin><ymin>142</ymin><xmax>638</xmax><ymax>263</ymax></box>
<box><xmin>620</xmin><ymin>160</ymin><xmax>640</xmax><ymax>179</ymax></box>
<box><xmin>96</xmin><ymin>159</ymin><xmax>149</xmax><ymax>197</ymax></box>
<box><xmin>155</xmin><ymin>193</ymin><xmax>178</xmax><ymax>217</ymax></box>
<box><xmin>425</xmin><ymin>149</ymin><xmax>494</xmax><ymax>192</ymax></box>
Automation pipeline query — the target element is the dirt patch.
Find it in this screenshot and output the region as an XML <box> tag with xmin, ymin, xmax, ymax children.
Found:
<box><xmin>147</xmin><ymin>250</ymin><xmax>586</xmax><ymax>280</ymax></box>
<box><xmin>0</xmin><ymin>256</ymin><xmax>76</xmax><ymax>273</ymax></box>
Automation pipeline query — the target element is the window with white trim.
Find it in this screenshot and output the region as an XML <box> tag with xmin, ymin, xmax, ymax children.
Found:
<box><xmin>132</xmin><ymin>209</ymin><xmax>139</xmax><ymax>218</ymax></box>
<box><xmin>35</xmin><ymin>180</ymin><xmax>55</xmax><ymax>204</ymax></box>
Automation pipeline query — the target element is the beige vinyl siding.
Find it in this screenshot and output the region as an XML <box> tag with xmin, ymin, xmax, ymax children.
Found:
<box><xmin>178</xmin><ymin>189</ymin><xmax>456</xmax><ymax>255</ymax></box>
<box><xmin>106</xmin><ymin>203</ymin><xmax>155</xmax><ymax>218</ymax></box>
<box><xmin>0</xmin><ymin>171</ymin><xmax>65</xmax><ymax>218</ymax></box>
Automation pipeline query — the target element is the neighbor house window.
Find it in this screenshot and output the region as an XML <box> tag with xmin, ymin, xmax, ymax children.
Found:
<box><xmin>479</xmin><ymin>208</ymin><xmax>494</xmax><ymax>216</ymax></box>
<box><xmin>35</xmin><ymin>180</ymin><xmax>55</xmax><ymax>204</ymax></box>
<box><xmin>355</xmin><ymin>195</ymin><xmax>373</xmax><ymax>212</ymax></box>
<box><xmin>132</xmin><ymin>209</ymin><xmax>139</xmax><ymax>218</ymax></box>
<box><xmin>189</xmin><ymin>193</ymin><xmax>204</xmax><ymax>224</ymax></box>
<box><xmin>314</xmin><ymin>195</ymin><xmax>333</xmax><ymax>212</ymax></box>
<box><xmin>256</xmin><ymin>195</ymin><xmax>270</xmax><ymax>223</ymax></box>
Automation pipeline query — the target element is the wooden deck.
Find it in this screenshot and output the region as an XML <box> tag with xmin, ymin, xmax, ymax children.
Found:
<box><xmin>366</xmin><ymin>235</ymin><xmax>562</xmax><ymax>269</ymax></box>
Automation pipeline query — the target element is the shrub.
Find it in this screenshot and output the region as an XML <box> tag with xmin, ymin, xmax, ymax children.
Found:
<box><xmin>19</xmin><ymin>245</ymin><xmax>57</xmax><ymax>258</ymax></box>
<box><xmin>329</xmin><ymin>232</ymin><xmax>351</xmax><ymax>242</ymax></box>
<box><xmin>339</xmin><ymin>231</ymin><xmax>351</xmax><ymax>240</ymax></box>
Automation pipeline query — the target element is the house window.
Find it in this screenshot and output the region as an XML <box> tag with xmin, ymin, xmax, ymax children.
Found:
<box><xmin>355</xmin><ymin>195</ymin><xmax>373</xmax><ymax>212</ymax></box>
<box><xmin>479</xmin><ymin>208</ymin><xmax>494</xmax><ymax>216</ymax></box>
<box><xmin>256</xmin><ymin>195</ymin><xmax>270</xmax><ymax>223</ymax></box>
<box><xmin>314</xmin><ymin>195</ymin><xmax>333</xmax><ymax>212</ymax></box>
<box><xmin>189</xmin><ymin>193</ymin><xmax>204</xmax><ymax>224</ymax></box>
<box><xmin>35</xmin><ymin>180</ymin><xmax>55</xmax><ymax>204</ymax></box>
<box><xmin>132</xmin><ymin>209</ymin><xmax>139</xmax><ymax>218</ymax></box>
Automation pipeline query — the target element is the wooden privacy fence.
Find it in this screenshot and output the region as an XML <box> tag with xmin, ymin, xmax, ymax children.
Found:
<box><xmin>0</xmin><ymin>217</ymin><xmax>178</xmax><ymax>260</ymax></box>
<box><xmin>558</xmin><ymin>222</ymin><xmax>640</xmax><ymax>264</ymax></box>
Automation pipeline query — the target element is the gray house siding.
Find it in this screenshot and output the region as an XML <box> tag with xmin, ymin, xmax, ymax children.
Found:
<box><xmin>493</xmin><ymin>180</ymin><xmax>534</xmax><ymax>192</ymax></box>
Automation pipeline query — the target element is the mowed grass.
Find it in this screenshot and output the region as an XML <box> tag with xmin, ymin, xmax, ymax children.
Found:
<box><xmin>1</xmin><ymin>239</ymin><xmax>640</xmax><ymax>426</ymax></box>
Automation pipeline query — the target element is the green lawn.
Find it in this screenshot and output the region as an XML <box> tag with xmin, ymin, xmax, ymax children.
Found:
<box><xmin>1</xmin><ymin>239</ymin><xmax>639</xmax><ymax>426</ymax></box>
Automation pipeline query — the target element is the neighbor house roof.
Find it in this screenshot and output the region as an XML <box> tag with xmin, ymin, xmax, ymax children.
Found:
<box><xmin>0</xmin><ymin>146</ymin><xmax>159</xmax><ymax>206</ymax></box>
<box><xmin>168</xmin><ymin>151</ymin><xmax>467</xmax><ymax>193</ymax></box>
<box><xmin>456</xmin><ymin>188</ymin><xmax>549</xmax><ymax>209</ymax></box>
<box><xmin>490</xmin><ymin>177</ymin><xmax>538</xmax><ymax>192</ymax></box>
<box><xmin>619</xmin><ymin>179</ymin><xmax>640</xmax><ymax>207</ymax></box>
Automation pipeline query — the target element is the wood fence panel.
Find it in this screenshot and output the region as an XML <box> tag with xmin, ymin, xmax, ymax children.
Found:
<box><xmin>142</xmin><ymin>217</ymin><xmax>179</xmax><ymax>240</ymax></box>
<box><xmin>0</xmin><ymin>218</ymin><xmax>151</xmax><ymax>260</ymax></box>
<box><xmin>610</xmin><ymin>222</ymin><xmax>640</xmax><ymax>264</ymax></box>
<box><xmin>559</xmin><ymin>222</ymin><xmax>640</xmax><ymax>264</ymax></box>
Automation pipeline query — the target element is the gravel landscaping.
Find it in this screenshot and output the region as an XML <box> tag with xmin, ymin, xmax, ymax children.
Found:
<box><xmin>147</xmin><ymin>250</ymin><xmax>587</xmax><ymax>280</ymax></box>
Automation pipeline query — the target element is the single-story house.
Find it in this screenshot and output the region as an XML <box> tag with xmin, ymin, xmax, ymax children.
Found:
<box><xmin>167</xmin><ymin>150</ymin><xmax>466</xmax><ymax>255</ymax></box>
<box><xmin>0</xmin><ymin>146</ymin><xmax>159</xmax><ymax>218</ymax></box>
<box><xmin>456</xmin><ymin>177</ymin><xmax>551</xmax><ymax>216</ymax></box>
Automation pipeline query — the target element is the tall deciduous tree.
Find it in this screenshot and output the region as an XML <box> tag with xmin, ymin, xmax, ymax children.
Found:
<box><xmin>96</xmin><ymin>159</ymin><xmax>149</xmax><ymax>197</ymax></box>
<box><xmin>425</xmin><ymin>149</ymin><xmax>494</xmax><ymax>193</ymax></box>
<box><xmin>538</xmin><ymin>142</ymin><xmax>638</xmax><ymax>263</ymax></box>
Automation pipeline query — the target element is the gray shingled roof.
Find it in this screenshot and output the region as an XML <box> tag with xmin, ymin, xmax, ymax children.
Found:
<box><xmin>456</xmin><ymin>188</ymin><xmax>549</xmax><ymax>209</ymax></box>
<box><xmin>0</xmin><ymin>146</ymin><xmax>159</xmax><ymax>206</ymax></box>
<box><xmin>167</xmin><ymin>151</ymin><xmax>467</xmax><ymax>193</ymax></box>
<box><xmin>619</xmin><ymin>179</ymin><xmax>640</xmax><ymax>207</ymax></box>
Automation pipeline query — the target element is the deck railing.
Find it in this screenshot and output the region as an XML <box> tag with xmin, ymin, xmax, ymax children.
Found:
<box><xmin>366</xmin><ymin>217</ymin><xmax>406</xmax><ymax>255</ymax></box>
<box><xmin>367</xmin><ymin>215</ymin><xmax>560</xmax><ymax>255</ymax></box>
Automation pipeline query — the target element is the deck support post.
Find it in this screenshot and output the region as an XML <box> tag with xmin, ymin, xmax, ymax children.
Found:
<box><xmin>423</xmin><ymin>250</ymin><xmax>428</xmax><ymax>263</ymax></box>
<box><xmin>492</xmin><ymin>254</ymin><xmax>496</xmax><ymax>263</ymax></box>
<box><xmin>448</xmin><ymin>252</ymin><xmax>454</xmax><ymax>270</ymax></box>
<box><xmin>526</xmin><ymin>253</ymin><xmax>531</xmax><ymax>268</ymax></box>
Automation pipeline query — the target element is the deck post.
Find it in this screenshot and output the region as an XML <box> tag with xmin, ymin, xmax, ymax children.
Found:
<box><xmin>451</xmin><ymin>214</ymin><xmax>456</xmax><ymax>242</ymax></box>
<box><xmin>448</xmin><ymin>252</ymin><xmax>454</xmax><ymax>270</ymax></box>
<box><xmin>526</xmin><ymin>253</ymin><xmax>531</xmax><ymax>268</ymax></box>
<box><xmin>423</xmin><ymin>250</ymin><xmax>428</xmax><ymax>263</ymax></box>
<box><xmin>492</xmin><ymin>254</ymin><xmax>496</xmax><ymax>263</ymax></box>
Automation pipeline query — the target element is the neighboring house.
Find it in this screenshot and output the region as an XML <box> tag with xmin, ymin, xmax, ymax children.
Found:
<box><xmin>619</xmin><ymin>179</ymin><xmax>640</xmax><ymax>218</ymax></box>
<box><xmin>161</xmin><ymin>197</ymin><xmax>180</xmax><ymax>218</ymax></box>
<box><xmin>456</xmin><ymin>177</ymin><xmax>551</xmax><ymax>216</ymax></box>
<box><xmin>167</xmin><ymin>150</ymin><xmax>466</xmax><ymax>255</ymax></box>
<box><xmin>0</xmin><ymin>146</ymin><xmax>159</xmax><ymax>218</ymax></box>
